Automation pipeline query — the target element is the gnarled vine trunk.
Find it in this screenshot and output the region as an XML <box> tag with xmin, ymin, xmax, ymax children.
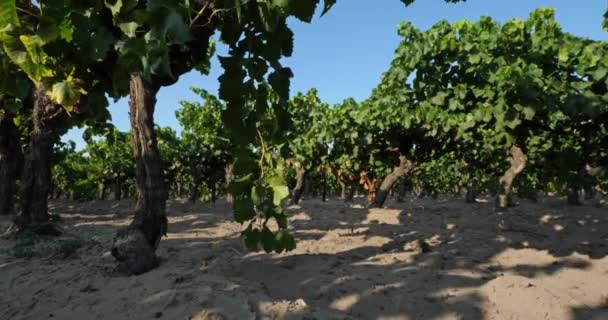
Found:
<box><xmin>567</xmin><ymin>183</ymin><xmax>580</xmax><ymax>205</ymax></box>
<box><xmin>14</xmin><ymin>84</ymin><xmax>63</xmax><ymax>233</ymax></box>
<box><xmin>111</xmin><ymin>74</ymin><xmax>167</xmax><ymax>275</ymax></box>
<box><xmin>397</xmin><ymin>178</ymin><xmax>408</xmax><ymax>203</ymax></box>
<box><xmin>0</xmin><ymin>112</ymin><xmax>20</xmax><ymax>215</ymax></box>
<box><xmin>583</xmin><ymin>163</ymin><xmax>596</xmax><ymax>200</ymax></box>
<box><xmin>360</xmin><ymin>174</ymin><xmax>381</xmax><ymax>207</ymax></box>
<box><xmin>465</xmin><ymin>176</ymin><xmax>478</xmax><ymax>203</ymax></box>
<box><xmin>371</xmin><ymin>154</ymin><xmax>416</xmax><ymax>208</ymax></box>
<box><xmin>365</xmin><ymin>179</ymin><xmax>380</xmax><ymax>207</ymax></box>
<box><xmin>98</xmin><ymin>182</ymin><xmax>107</xmax><ymax>200</ymax></box>
<box><xmin>567</xmin><ymin>164</ymin><xmax>595</xmax><ymax>205</ymax></box>
<box><xmin>114</xmin><ymin>179</ymin><xmax>122</xmax><ymax>201</ymax></box>
<box><xmin>339</xmin><ymin>179</ymin><xmax>348</xmax><ymax>199</ymax></box>
<box><xmin>321</xmin><ymin>167</ymin><xmax>327</xmax><ymax>202</ymax></box>
<box><xmin>224</xmin><ymin>162</ymin><xmax>233</xmax><ymax>204</ymax></box>
<box><xmin>211</xmin><ymin>181</ymin><xmax>217</xmax><ymax>203</ymax></box>
<box><xmin>339</xmin><ymin>177</ymin><xmax>355</xmax><ymax>202</ymax></box>
<box><xmin>584</xmin><ymin>185</ymin><xmax>595</xmax><ymax>200</ymax></box>
<box><xmin>189</xmin><ymin>178</ymin><xmax>202</xmax><ymax>203</ymax></box>
<box><xmin>291</xmin><ymin>166</ymin><xmax>307</xmax><ymax>204</ymax></box>
<box><xmin>497</xmin><ymin>145</ymin><xmax>527</xmax><ymax>209</ymax></box>
<box><xmin>347</xmin><ymin>182</ymin><xmax>355</xmax><ymax>202</ymax></box>
<box><xmin>304</xmin><ymin>172</ymin><xmax>313</xmax><ymax>197</ymax></box>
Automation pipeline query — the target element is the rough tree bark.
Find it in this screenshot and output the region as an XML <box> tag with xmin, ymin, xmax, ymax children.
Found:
<box><xmin>224</xmin><ymin>162</ymin><xmax>233</xmax><ymax>204</ymax></box>
<box><xmin>48</xmin><ymin>183</ymin><xmax>55</xmax><ymax>200</ymax></box>
<box><xmin>291</xmin><ymin>165</ymin><xmax>307</xmax><ymax>205</ymax></box>
<box><xmin>339</xmin><ymin>177</ymin><xmax>355</xmax><ymax>202</ymax></box>
<box><xmin>14</xmin><ymin>84</ymin><xmax>64</xmax><ymax>233</ymax></box>
<box><xmin>465</xmin><ymin>176</ymin><xmax>479</xmax><ymax>203</ymax></box>
<box><xmin>497</xmin><ymin>145</ymin><xmax>527</xmax><ymax>209</ymax></box>
<box><xmin>584</xmin><ymin>186</ymin><xmax>595</xmax><ymax>200</ymax></box>
<box><xmin>360</xmin><ymin>173</ymin><xmax>382</xmax><ymax>207</ymax></box>
<box><xmin>371</xmin><ymin>154</ymin><xmax>416</xmax><ymax>208</ymax></box>
<box><xmin>337</xmin><ymin>169</ymin><xmax>350</xmax><ymax>201</ymax></box>
<box><xmin>98</xmin><ymin>182</ymin><xmax>107</xmax><ymax>200</ymax></box>
<box><xmin>111</xmin><ymin>17</ymin><xmax>214</xmax><ymax>273</ymax></box>
<box><xmin>211</xmin><ymin>181</ymin><xmax>217</xmax><ymax>203</ymax></box>
<box><xmin>0</xmin><ymin>112</ymin><xmax>21</xmax><ymax>215</ymax></box>
<box><xmin>397</xmin><ymin>178</ymin><xmax>408</xmax><ymax>203</ymax></box>
<box><xmin>567</xmin><ymin>164</ymin><xmax>593</xmax><ymax>205</ymax></box>
<box><xmin>114</xmin><ymin>179</ymin><xmax>122</xmax><ymax>201</ymax></box>
<box><xmin>583</xmin><ymin>163</ymin><xmax>596</xmax><ymax>200</ymax></box>
<box><xmin>111</xmin><ymin>74</ymin><xmax>167</xmax><ymax>275</ymax></box>
<box><xmin>321</xmin><ymin>167</ymin><xmax>327</xmax><ymax>202</ymax></box>
<box><xmin>304</xmin><ymin>172</ymin><xmax>313</xmax><ymax>197</ymax></box>
<box><xmin>189</xmin><ymin>178</ymin><xmax>202</xmax><ymax>203</ymax></box>
<box><xmin>566</xmin><ymin>182</ymin><xmax>580</xmax><ymax>205</ymax></box>
<box><xmin>346</xmin><ymin>182</ymin><xmax>355</xmax><ymax>202</ymax></box>
<box><xmin>365</xmin><ymin>178</ymin><xmax>380</xmax><ymax>207</ymax></box>
<box><xmin>176</xmin><ymin>183</ymin><xmax>183</xmax><ymax>199</ymax></box>
<box><xmin>339</xmin><ymin>179</ymin><xmax>347</xmax><ymax>199</ymax></box>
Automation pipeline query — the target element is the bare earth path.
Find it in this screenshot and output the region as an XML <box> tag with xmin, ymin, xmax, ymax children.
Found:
<box><xmin>1</xmin><ymin>196</ymin><xmax>607</xmax><ymax>320</ymax></box>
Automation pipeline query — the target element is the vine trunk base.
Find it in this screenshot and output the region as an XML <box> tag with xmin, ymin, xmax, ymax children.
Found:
<box><xmin>372</xmin><ymin>155</ymin><xmax>416</xmax><ymax>208</ymax></box>
<box><xmin>14</xmin><ymin>83</ymin><xmax>63</xmax><ymax>232</ymax></box>
<box><xmin>497</xmin><ymin>145</ymin><xmax>527</xmax><ymax>209</ymax></box>
<box><xmin>111</xmin><ymin>74</ymin><xmax>167</xmax><ymax>275</ymax></box>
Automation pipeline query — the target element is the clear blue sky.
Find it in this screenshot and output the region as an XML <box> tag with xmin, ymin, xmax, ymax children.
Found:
<box><xmin>64</xmin><ymin>0</ymin><xmax>607</xmax><ymax>148</ymax></box>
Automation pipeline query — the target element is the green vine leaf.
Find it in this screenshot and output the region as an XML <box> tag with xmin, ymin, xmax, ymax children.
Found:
<box><xmin>0</xmin><ymin>0</ymin><xmax>19</xmax><ymax>27</ymax></box>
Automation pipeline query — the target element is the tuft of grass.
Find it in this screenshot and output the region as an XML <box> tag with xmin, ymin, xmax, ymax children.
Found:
<box><xmin>11</xmin><ymin>233</ymin><xmax>83</xmax><ymax>259</ymax></box>
<box><xmin>9</xmin><ymin>219</ymin><xmax>71</xmax><ymax>259</ymax></box>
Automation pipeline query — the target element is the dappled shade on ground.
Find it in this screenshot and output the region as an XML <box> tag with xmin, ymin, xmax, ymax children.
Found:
<box><xmin>0</xmin><ymin>196</ymin><xmax>607</xmax><ymax>319</ymax></box>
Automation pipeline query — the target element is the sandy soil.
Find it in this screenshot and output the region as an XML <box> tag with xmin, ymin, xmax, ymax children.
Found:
<box><xmin>1</xmin><ymin>195</ymin><xmax>607</xmax><ymax>320</ymax></box>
